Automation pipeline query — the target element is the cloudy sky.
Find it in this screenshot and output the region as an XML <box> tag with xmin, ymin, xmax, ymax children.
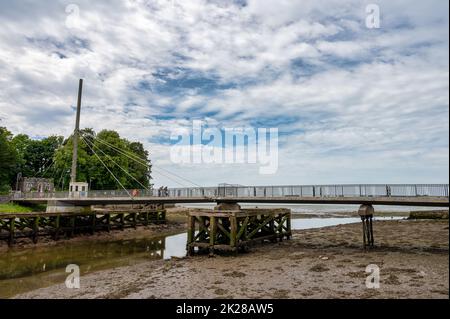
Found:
<box><xmin>0</xmin><ymin>0</ymin><xmax>448</xmax><ymax>187</ymax></box>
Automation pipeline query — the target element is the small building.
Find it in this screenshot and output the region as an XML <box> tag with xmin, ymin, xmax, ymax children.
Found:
<box><xmin>18</xmin><ymin>177</ymin><xmax>54</xmax><ymax>193</ymax></box>
<box><xmin>69</xmin><ymin>182</ymin><xmax>89</xmax><ymax>198</ymax></box>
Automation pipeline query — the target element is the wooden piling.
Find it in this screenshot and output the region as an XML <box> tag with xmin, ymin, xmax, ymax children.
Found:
<box><xmin>187</xmin><ymin>215</ymin><xmax>195</xmax><ymax>256</ymax></box>
<box><xmin>32</xmin><ymin>217</ymin><xmax>39</xmax><ymax>243</ymax></box>
<box><xmin>9</xmin><ymin>218</ymin><xmax>15</xmax><ymax>247</ymax></box>
<box><xmin>54</xmin><ymin>215</ymin><xmax>60</xmax><ymax>240</ymax></box>
<box><xmin>186</xmin><ymin>208</ymin><xmax>291</xmax><ymax>256</ymax></box>
<box><xmin>0</xmin><ymin>206</ymin><xmax>167</xmax><ymax>246</ymax></box>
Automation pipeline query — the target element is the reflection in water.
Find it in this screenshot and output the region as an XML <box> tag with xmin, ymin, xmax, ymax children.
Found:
<box><xmin>0</xmin><ymin>233</ymin><xmax>187</xmax><ymax>298</ymax></box>
<box><xmin>0</xmin><ymin>216</ymin><xmax>404</xmax><ymax>298</ymax></box>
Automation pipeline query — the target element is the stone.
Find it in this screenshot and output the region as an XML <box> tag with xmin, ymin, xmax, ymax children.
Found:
<box><xmin>358</xmin><ymin>204</ymin><xmax>374</xmax><ymax>217</ymax></box>
<box><xmin>214</xmin><ymin>202</ymin><xmax>241</xmax><ymax>211</ymax></box>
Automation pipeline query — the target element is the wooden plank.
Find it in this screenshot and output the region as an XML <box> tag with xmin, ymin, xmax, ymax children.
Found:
<box><xmin>247</xmin><ymin>215</ymin><xmax>275</xmax><ymax>239</ymax></box>
<box><xmin>216</xmin><ymin>220</ymin><xmax>231</xmax><ymax>239</ymax></box>
<box><xmin>210</xmin><ymin>216</ymin><xmax>216</xmax><ymax>246</ymax></box>
<box><xmin>236</xmin><ymin>216</ymin><xmax>249</xmax><ymax>241</ymax></box>
<box><xmin>230</xmin><ymin>216</ymin><xmax>237</xmax><ymax>247</ymax></box>
<box><xmin>33</xmin><ymin>217</ymin><xmax>39</xmax><ymax>243</ymax></box>
<box><xmin>9</xmin><ymin>218</ymin><xmax>15</xmax><ymax>247</ymax></box>
<box><xmin>54</xmin><ymin>215</ymin><xmax>60</xmax><ymax>240</ymax></box>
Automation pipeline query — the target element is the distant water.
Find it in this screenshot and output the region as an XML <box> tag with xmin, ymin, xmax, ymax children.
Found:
<box><xmin>291</xmin><ymin>216</ymin><xmax>403</xmax><ymax>229</ymax></box>
<box><xmin>178</xmin><ymin>203</ymin><xmax>447</xmax><ymax>214</ymax></box>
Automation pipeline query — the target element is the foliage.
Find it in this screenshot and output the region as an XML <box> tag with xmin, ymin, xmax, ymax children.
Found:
<box><xmin>0</xmin><ymin>126</ymin><xmax>152</xmax><ymax>191</ymax></box>
<box><xmin>0</xmin><ymin>203</ymin><xmax>46</xmax><ymax>213</ymax></box>
<box><xmin>0</xmin><ymin>127</ymin><xmax>18</xmax><ymax>189</ymax></box>
<box><xmin>12</xmin><ymin>134</ymin><xmax>64</xmax><ymax>178</ymax></box>
<box><xmin>53</xmin><ymin>129</ymin><xmax>152</xmax><ymax>190</ymax></box>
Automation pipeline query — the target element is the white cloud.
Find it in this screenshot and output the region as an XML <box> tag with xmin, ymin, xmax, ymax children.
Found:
<box><xmin>0</xmin><ymin>0</ymin><xmax>448</xmax><ymax>187</ymax></box>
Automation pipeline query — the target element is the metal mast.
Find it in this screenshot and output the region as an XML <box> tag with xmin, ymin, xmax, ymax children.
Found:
<box><xmin>70</xmin><ymin>79</ymin><xmax>83</xmax><ymax>184</ymax></box>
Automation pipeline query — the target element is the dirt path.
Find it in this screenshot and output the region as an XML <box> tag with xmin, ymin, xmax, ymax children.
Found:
<box><xmin>15</xmin><ymin>219</ymin><xmax>449</xmax><ymax>299</ymax></box>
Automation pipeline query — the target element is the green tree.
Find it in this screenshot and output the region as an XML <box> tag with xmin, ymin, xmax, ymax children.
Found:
<box><xmin>11</xmin><ymin>134</ymin><xmax>64</xmax><ymax>178</ymax></box>
<box><xmin>53</xmin><ymin>129</ymin><xmax>152</xmax><ymax>191</ymax></box>
<box><xmin>0</xmin><ymin>127</ymin><xmax>18</xmax><ymax>192</ymax></box>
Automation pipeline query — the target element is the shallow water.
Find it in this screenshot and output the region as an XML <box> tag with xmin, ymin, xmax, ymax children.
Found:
<box><xmin>291</xmin><ymin>216</ymin><xmax>403</xmax><ymax>229</ymax></box>
<box><xmin>0</xmin><ymin>216</ymin><xmax>403</xmax><ymax>298</ymax></box>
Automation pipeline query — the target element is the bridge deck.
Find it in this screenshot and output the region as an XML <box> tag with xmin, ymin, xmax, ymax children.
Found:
<box><xmin>12</xmin><ymin>196</ymin><xmax>449</xmax><ymax>207</ymax></box>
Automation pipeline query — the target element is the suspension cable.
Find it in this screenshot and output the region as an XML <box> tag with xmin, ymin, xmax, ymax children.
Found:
<box><xmin>83</xmin><ymin>134</ymin><xmax>187</xmax><ymax>187</ymax></box>
<box><xmin>33</xmin><ymin>157</ymin><xmax>55</xmax><ymax>178</ymax></box>
<box><xmin>82</xmin><ymin>135</ymin><xmax>150</xmax><ymax>191</ymax></box>
<box><xmin>83</xmin><ymin>136</ymin><xmax>132</xmax><ymax>198</ymax></box>
<box><xmin>82</xmin><ymin>132</ymin><xmax>201</xmax><ymax>188</ymax></box>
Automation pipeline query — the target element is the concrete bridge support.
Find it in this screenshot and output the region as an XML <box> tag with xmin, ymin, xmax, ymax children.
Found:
<box><xmin>46</xmin><ymin>201</ymin><xmax>92</xmax><ymax>214</ymax></box>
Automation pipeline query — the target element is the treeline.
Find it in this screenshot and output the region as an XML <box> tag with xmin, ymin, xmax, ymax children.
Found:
<box><xmin>0</xmin><ymin>127</ymin><xmax>152</xmax><ymax>193</ymax></box>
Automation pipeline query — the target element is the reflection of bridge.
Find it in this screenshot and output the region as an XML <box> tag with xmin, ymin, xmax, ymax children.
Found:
<box><xmin>12</xmin><ymin>184</ymin><xmax>450</xmax><ymax>207</ymax></box>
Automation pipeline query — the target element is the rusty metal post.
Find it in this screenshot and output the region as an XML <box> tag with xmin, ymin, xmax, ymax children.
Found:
<box><xmin>358</xmin><ymin>204</ymin><xmax>375</xmax><ymax>249</ymax></box>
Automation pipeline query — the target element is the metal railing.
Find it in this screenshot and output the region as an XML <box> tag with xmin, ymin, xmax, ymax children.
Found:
<box><xmin>12</xmin><ymin>184</ymin><xmax>449</xmax><ymax>200</ymax></box>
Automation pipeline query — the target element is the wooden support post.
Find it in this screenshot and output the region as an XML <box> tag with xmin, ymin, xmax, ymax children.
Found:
<box><xmin>9</xmin><ymin>218</ymin><xmax>15</xmax><ymax>247</ymax></box>
<box><xmin>198</xmin><ymin>216</ymin><xmax>205</xmax><ymax>242</ymax></box>
<box><xmin>106</xmin><ymin>213</ymin><xmax>111</xmax><ymax>232</ymax></box>
<box><xmin>187</xmin><ymin>215</ymin><xmax>195</xmax><ymax>256</ymax></box>
<box><xmin>54</xmin><ymin>215</ymin><xmax>60</xmax><ymax>240</ymax></box>
<box><xmin>186</xmin><ymin>208</ymin><xmax>291</xmax><ymax>256</ymax></box>
<box><xmin>32</xmin><ymin>217</ymin><xmax>39</xmax><ymax>243</ymax></box>
<box><xmin>236</xmin><ymin>217</ymin><xmax>249</xmax><ymax>242</ymax></box>
<box><xmin>120</xmin><ymin>213</ymin><xmax>124</xmax><ymax>231</ymax></box>
<box><xmin>369</xmin><ymin>217</ymin><xmax>374</xmax><ymax>246</ymax></box>
<box><xmin>70</xmin><ymin>216</ymin><xmax>76</xmax><ymax>237</ymax></box>
<box><xmin>269</xmin><ymin>217</ymin><xmax>276</xmax><ymax>242</ymax></box>
<box><xmin>230</xmin><ymin>215</ymin><xmax>237</xmax><ymax>250</ymax></box>
<box><xmin>90</xmin><ymin>213</ymin><xmax>96</xmax><ymax>234</ymax></box>
<box><xmin>286</xmin><ymin>212</ymin><xmax>292</xmax><ymax>239</ymax></box>
<box><xmin>145</xmin><ymin>212</ymin><xmax>149</xmax><ymax>226</ymax></box>
<box><xmin>358</xmin><ymin>204</ymin><xmax>375</xmax><ymax>249</ymax></box>
<box><xmin>209</xmin><ymin>216</ymin><xmax>216</xmax><ymax>255</ymax></box>
<box><xmin>132</xmin><ymin>213</ymin><xmax>137</xmax><ymax>229</ymax></box>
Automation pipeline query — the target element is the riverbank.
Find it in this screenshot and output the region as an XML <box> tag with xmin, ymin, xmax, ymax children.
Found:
<box><xmin>14</xmin><ymin>219</ymin><xmax>449</xmax><ymax>299</ymax></box>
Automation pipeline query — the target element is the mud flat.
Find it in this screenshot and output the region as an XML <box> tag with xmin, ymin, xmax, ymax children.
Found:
<box><xmin>15</xmin><ymin>219</ymin><xmax>449</xmax><ymax>299</ymax></box>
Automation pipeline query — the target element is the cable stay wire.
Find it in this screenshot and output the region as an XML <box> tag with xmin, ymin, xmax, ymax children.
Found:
<box><xmin>82</xmin><ymin>136</ymin><xmax>132</xmax><ymax>198</ymax></box>
<box><xmin>83</xmin><ymin>134</ymin><xmax>192</xmax><ymax>187</ymax></box>
<box><xmin>82</xmin><ymin>135</ymin><xmax>150</xmax><ymax>191</ymax></box>
<box><xmin>81</xmin><ymin>132</ymin><xmax>200</xmax><ymax>187</ymax></box>
<box><xmin>82</xmin><ymin>133</ymin><xmax>188</xmax><ymax>188</ymax></box>
<box><xmin>57</xmin><ymin>166</ymin><xmax>67</xmax><ymax>190</ymax></box>
<box><xmin>33</xmin><ymin>157</ymin><xmax>55</xmax><ymax>178</ymax></box>
<box><xmin>82</xmin><ymin>132</ymin><xmax>202</xmax><ymax>188</ymax></box>
<box><xmin>151</xmin><ymin>170</ymin><xmax>190</xmax><ymax>188</ymax></box>
<box><xmin>153</xmin><ymin>166</ymin><xmax>202</xmax><ymax>188</ymax></box>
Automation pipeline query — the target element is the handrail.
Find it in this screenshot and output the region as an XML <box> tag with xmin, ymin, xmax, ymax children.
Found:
<box><xmin>13</xmin><ymin>184</ymin><xmax>450</xmax><ymax>199</ymax></box>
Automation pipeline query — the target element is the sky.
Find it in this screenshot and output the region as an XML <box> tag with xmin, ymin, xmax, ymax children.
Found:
<box><xmin>0</xmin><ymin>0</ymin><xmax>448</xmax><ymax>187</ymax></box>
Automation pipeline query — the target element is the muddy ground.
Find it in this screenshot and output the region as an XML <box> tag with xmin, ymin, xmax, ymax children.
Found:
<box><xmin>15</xmin><ymin>219</ymin><xmax>449</xmax><ymax>299</ymax></box>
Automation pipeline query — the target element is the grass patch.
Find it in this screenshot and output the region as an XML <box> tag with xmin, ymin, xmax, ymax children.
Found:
<box><xmin>0</xmin><ymin>203</ymin><xmax>46</xmax><ymax>213</ymax></box>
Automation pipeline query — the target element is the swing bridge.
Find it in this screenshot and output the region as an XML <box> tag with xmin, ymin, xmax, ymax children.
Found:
<box><xmin>11</xmin><ymin>183</ymin><xmax>450</xmax><ymax>207</ymax></box>
<box><xmin>3</xmin><ymin>79</ymin><xmax>449</xmax><ymax>249</ymax></box>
